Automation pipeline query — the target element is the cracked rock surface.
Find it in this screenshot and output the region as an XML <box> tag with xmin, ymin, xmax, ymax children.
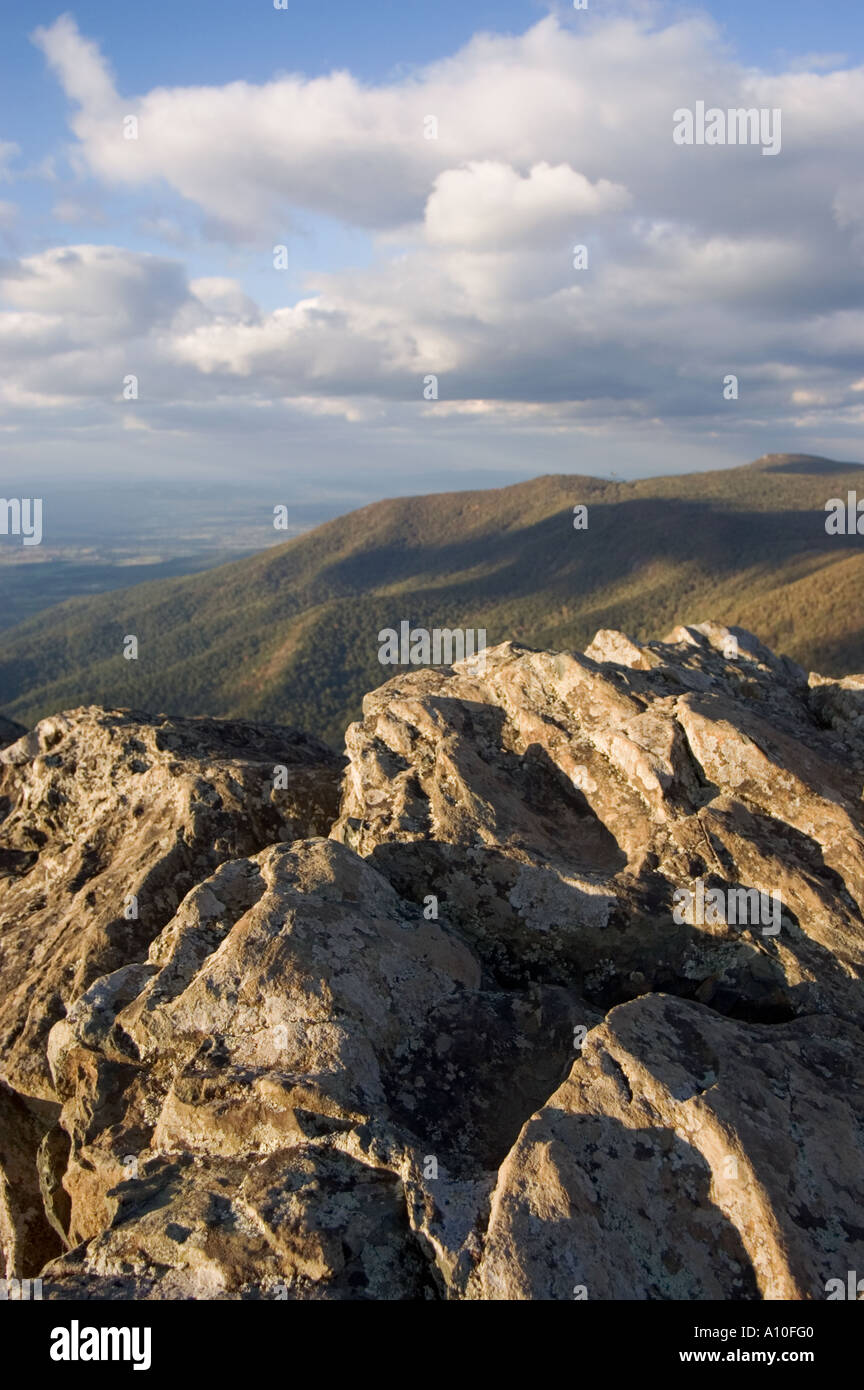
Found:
<box><xmin>1</xmin><ymin>625</ymin><xmax>863</xmax><ymax>1298</ymax></box>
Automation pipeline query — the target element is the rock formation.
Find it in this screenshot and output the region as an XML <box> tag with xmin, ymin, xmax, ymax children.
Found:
<box><xmin>1</xmin><ymin>624</ymin><xmax>862</xmax><ymax>1299</ymax></box>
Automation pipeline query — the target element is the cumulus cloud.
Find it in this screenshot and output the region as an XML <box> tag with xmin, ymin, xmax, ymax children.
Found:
<box><xmin>0</xmin><ymin>246</ymin><xmax>191</xmax><ymax>408</ymax></box>
<box><xmin>32</xmin><ymin>14</ymin><xmax>120</xmax><ymax>116</ymax></box>
<box><xmin>5</xmin><ymin>8</ymin><xmax>864</xmax><ymax>473</ymax></box>
<box><xmin>0</xmin><ymin>245</ymin><xmax>186</xmax><ymax>330</ymax></box>
<box><xmin>424</xmin><ymin>162</ymin><xmax>631</xmax><ymax>248</ymax></box>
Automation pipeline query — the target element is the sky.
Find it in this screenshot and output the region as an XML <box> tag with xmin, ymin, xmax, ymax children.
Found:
<box><xmin>1</xmin><ymin>0</ymin><xmax>863</xmax><ymax>504</ymax></box>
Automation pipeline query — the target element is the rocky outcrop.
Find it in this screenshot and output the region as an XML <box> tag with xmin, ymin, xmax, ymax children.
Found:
<box><xmin>0</xmin><ymin>708</ymin><xmax>342</xmax><ymax>1280</ymax></box>
<box><xmin>0</xmin><ymin>1079</ymin><xmax>63</xmax><ymax>1278</ymax></box>
<box><xmin>0</xmin><ymin>707</ymin><xmax>344</xmax><ymax>1101</ymax></box>
<box><xmin>1</xmin><ymin>626</ymin><xmax>863</xmax><ymax>1298</ymax></box>
<box><xmin>469</xmin><ymin>996</ymin><xmax>863</xmax><ymax>1300</ymax></box>
<box><xmin>333</xmin><ymin>623</ymin><xmax>864</xmax><ymax>1029</ymax></box>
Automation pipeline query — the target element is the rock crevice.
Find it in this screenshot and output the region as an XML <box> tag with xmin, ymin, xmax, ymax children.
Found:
<box><xmin>1</xmin><ymin>624</ymin><xmax>862</xmax><ymax>1299</ymax></box>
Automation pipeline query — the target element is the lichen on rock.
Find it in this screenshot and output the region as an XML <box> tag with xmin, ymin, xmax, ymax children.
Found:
<box><xmin>1</xmin><ymin>625</ymin><xmax>863</xmax><ymax>1299</ymax></box>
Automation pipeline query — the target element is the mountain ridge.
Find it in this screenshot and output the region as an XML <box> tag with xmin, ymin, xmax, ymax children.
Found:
<box><xmin>2</xmin><ymin>453</ymin><xmax>864</xmax><ymax>746</ymax></box>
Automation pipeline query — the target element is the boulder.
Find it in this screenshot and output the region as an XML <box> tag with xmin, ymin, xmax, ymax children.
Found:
<box><xmin>3</xmin><ymin>624</ymin><xmax>864</xmax><ymax>1300</ymax></box>
<box><xmin>0</xmin><ymin>708</ymin><xmax>344</xmax><ymax>1100</ymax></box>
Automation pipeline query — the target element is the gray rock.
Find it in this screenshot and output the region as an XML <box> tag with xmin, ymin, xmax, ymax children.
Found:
<box><xmin>3</xmin><ymin>626</ymin><xmax>864</xmax><ymax>1299</ymax></box>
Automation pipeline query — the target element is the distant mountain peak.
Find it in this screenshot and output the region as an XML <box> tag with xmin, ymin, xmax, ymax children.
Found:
<box><xmin>747</xmin><ymin>453</ymin><xmax>864</xmax><ymax>474</ymax></box>
<box><xmin>5</xmin><ymin>454</ymin><xmax>864</xmax><ymax>745</ymax></box>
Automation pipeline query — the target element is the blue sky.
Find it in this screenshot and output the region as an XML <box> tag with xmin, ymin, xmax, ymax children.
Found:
<box><xmin>4</xmin><ymin>2</ymin><xmax>863</xmax><ymax>181</ymax></box>
<box><xmin>1</xmin><ymin>1</ymin><xmax>863</xmax><ymax>498</ymax></box>
<box><xmin>2</xmin><ymin>0</ymin><xmax>862</xmax><ymax>97</ymax></box>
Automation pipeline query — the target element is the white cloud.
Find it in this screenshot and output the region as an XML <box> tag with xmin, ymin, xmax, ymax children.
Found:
<box><xmin>32</xmin><ymin>14</ymin><xmax>120</xmax><ymax>115</ymax></box>
<box><xmin>188</xmin><ymin>277</ymin><xmax>260</xmax><ymax>323</ymax></box>
<box><xmin>0</xmin><ymin>245</ymin><xmax>187</xmax><ymax>332</ymax></box>
<box><xmin>35</xmin><ymin>11</ymin><xmax>859</xmax><ymax>245</ymax></box>
<box><xmin>424</xmin><ymin>161</ymin><xmax>630</xmax><ymax>249</ymax></box>
<box><xmin>4</xmin><ymin>8</ymin><xmax>862</xmax><ymax>476</ymax></box>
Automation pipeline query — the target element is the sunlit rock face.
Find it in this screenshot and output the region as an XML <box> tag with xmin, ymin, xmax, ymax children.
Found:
<box><xmin>2</xmin><ymin>625</ymin><xmax>863</xmax><ymax>1299</ymax></box>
